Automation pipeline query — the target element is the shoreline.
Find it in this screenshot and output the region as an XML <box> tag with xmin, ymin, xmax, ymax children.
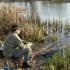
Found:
<box><xmin>0</xmin><ymin>0</ymin><xmax>70</xmax><ymax>2</ymax></box>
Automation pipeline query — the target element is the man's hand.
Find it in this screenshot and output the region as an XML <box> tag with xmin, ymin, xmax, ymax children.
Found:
<box><xmin>26</xmin><ymin>42</ymin><xmax>33</xmax><ymax>47</ymax></box>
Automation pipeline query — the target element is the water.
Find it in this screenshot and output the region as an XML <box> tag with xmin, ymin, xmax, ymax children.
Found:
<box><xmin>1</xmin><ymin>1</ymin><xmax>70</xmax><ymax>22</ymax></box>
<box><xmin>37</xmin><ymin>36</ymin><xmax>70</xmax><ymax>60</ymax></box>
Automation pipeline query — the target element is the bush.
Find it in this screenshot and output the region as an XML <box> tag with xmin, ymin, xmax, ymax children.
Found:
<box><xmin>22</xmin><ymin>22</ymin><xmax>46</xmax><ymax>42</ymax></box>
<box><xmin>0</xmin><ymin>5</ymin><xmax>47</xmax><ymax>42</ymax></box>
<box><xmin>0</xmin><ymin>5</ymin><xmax>26</xmax><ymax>40</ymax></box>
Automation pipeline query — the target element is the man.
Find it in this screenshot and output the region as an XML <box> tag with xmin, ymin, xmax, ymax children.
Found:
<box><xmin>3</xmin><ymin>24</ymin><xmax>32</xmax><ymax>68</ymax></box>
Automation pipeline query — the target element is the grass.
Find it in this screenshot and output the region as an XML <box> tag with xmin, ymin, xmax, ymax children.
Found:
<box><xmin>0</xmin><ymin>5</ymin><xmax>48</xmax><ymax>42</ymax></box>
<box><xmin>41</xmin><ymin>46</ymin><xmax>70</xmax><ymax>70</ymax></box>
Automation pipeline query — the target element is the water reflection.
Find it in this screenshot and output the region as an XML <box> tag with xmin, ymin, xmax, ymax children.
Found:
<box><xmin>1</xmin><ymin>1</ymin><xmax>70</xmax><ymax>22</ymax></box>
<box><xmin>39</xmin><ymin>2</ymin><xmax>70</xmax><ymax>21</ymax></box>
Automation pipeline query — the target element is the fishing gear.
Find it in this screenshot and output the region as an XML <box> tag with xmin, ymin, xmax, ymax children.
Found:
<box><xmin>22</xmin><ymin>36</ymin><xmax>48</xmax><ymax>46</ymax></box>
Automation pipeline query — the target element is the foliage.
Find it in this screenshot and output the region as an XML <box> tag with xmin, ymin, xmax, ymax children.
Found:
<box><xmin>0</xmin><ymin>5</ymin><xmax>47</xmax><ymax>42</ymax></box>
<box><xmin>22</xmin><ymin>22</ymin><xmax>47</xmax><ymax>42</ymax></box>
<box><xmin>65</xmin><ymin>47</ymin><xmax>70</xmax><ymax>59</ymax></box>
<box><xmin>50</xmin><ymin>34</ymin><xmax>58</xmax><ymax>42</ymax></box>
<box><xmin>41</xmin><ymin>47</ymin><xmax>70</xmax><ymax>70</ymax></box>
<box><xmin>0</xmin><ymin>5</ymin><xmax>26</xmax><ymax>40</ymax></box>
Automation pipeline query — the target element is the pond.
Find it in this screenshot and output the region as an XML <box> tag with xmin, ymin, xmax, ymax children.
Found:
<box><xmin>1</xmin><ymin>1</ymin><xmax>70</xmax><ymax>23</ymax></box>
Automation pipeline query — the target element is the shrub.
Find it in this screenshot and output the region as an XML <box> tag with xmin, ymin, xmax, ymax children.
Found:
<box><xmin>0</xmin><ymin>5</ymin><xmax>47</xmax><ymax>42</ymax></box>
<box><xmin>0</xmin><ymin>5</ymin><xmax>26</xmax><ymax>40</ymax></box>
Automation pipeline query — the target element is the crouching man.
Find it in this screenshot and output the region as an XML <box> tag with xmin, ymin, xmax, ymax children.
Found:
<box><xmin>3</xmin><ymin>24</ymin><xmax>33</xmax><ymax>68</ymax></box>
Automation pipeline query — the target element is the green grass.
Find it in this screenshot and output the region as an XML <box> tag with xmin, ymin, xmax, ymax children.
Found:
<box><xmin>41</xmin><ymin>47</ymin><xmax>70</xmax><ymax>70</ymax></box>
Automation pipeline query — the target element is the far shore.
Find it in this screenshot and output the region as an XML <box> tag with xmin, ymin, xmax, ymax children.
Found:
<box><xmin>0</xmin><ymin>0</ymin><xmax>70</xmax><ymax>3</ymax></box>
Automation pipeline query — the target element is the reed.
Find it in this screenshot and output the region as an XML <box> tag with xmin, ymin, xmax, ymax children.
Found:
<box><xmin>41</xmin><ymin>46</ymin><xmax>70</xmax><ymax>70</ymax></box>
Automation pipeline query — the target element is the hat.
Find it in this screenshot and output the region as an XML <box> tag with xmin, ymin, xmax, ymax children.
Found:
<box><xmin>11</xmin><ymin>24</ymin><xmax>18</xmax><ymax>30</ymax></box>
<box><xmin>11</xmin><ymin>24</ymin><xmax>21</xmax><ymax>32</ymax></box>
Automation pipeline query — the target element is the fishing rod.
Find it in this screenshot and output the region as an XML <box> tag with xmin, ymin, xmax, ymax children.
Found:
<box><xmin>22</xmin><ymin>35</ymin><xmax>49</xmax><ymax>46</ymax></box>
<box><xmin>33</xmin><ymin>36</ymin><xmax>49</xmax><ymax>46</ymax></box>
